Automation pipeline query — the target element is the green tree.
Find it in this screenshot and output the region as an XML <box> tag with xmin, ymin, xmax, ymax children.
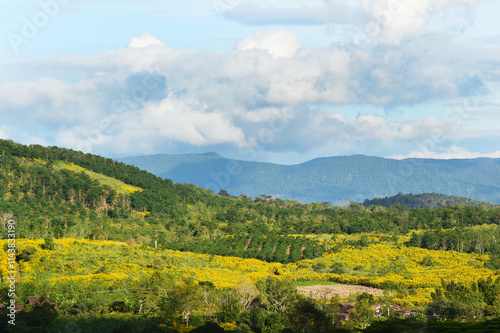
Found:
<box><xmin>218</xmin><ymin>295</ymin><xmax>244</xmax><ymax>323</ymax></box>
<box><xmin>288</xmin><ymin>296</ymin><xmax>338</xmax><ymax>333</ymax></box>
<box><xmin>258</xmin><ymin>278</ymin><xmax>299</xmax><ymax>313</ymax></box>
<box><xmin>41</xmin><ymin>236</ymin><xmax>55</xmax><ymax>250</ymax></box>
<box><xmin>162</xmin><ymin>278</ymin><xmax>202</xmax><ymax>326</ymax></box>
<box><xmin>348</xmin><ymin>299</ymin><xmax>375</xmax><ymax>330</ymax></box>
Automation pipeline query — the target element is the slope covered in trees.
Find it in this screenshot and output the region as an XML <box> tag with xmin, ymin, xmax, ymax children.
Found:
<box><xmin>362</xmin><ymin>192</ymin><xmax>497</xmax><ymax>210</ymax></box>
<box><xmin>2</xmin><ymin>139</ymin><xmax>500</xmax><ymax>253</ymax></box>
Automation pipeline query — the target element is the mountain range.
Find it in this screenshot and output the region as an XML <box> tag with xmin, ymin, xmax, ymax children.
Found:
<box><xmin>116</xmin><ymin>154</ymin><xmax>500</xmax><ymax>204</ymax></box>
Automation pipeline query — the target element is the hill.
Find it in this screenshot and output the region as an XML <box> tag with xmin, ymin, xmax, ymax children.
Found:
<box><xmin>116</xmin><ymin>154</ymin><xmax>500</xmax><ymax>204</ymax></box>
<box><xmin>362</xmin><ymin>192</ymin><xmax>497</xmax><ymax>210</ymax></box>
<box><xmin>2</xmin><ymin>138</ymin><xmax>500</xmax><ymax>249</ymax></box>
<box><xmin>2</xmin><ymin>139</ymin><xmax>500</xmax><ymax>332</ymax></box>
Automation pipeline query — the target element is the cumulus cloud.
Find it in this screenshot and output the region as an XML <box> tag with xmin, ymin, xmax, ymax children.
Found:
<box><xmin>235</xmin><ymin>29</ymin><xmax>301</xmax><ymax>59</ymax></box>
<box><xmin>0</xmin><ymin>23</ymin><xmax>498</xmax><ymax>158</ymax></box>
<box><xmin>361</xmin><ymin>0</ymin><xmax>478</xmax><ymax>44</ymax></box>
<box><xmin>220</xmin><ymin>0</ymin><xmax>479</xmax><ymax>45</ymax></box>
<box><xmin>127</xmin><ymin>32</ymin><xmax>165</xmax><ymax>48</ymax></box>
<box><xmin>134</xmin><ymin>98</ymin><xmax>246</xmax><ymax>147</ymax></box>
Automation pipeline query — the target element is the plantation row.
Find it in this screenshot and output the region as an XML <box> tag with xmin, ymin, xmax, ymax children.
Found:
<box><xmin>166</xmin><ymin>234</ymin><xmax>324</xmax><ymax>263</ymax></box>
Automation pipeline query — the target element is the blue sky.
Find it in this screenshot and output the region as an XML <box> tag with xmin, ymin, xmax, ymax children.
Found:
<box><xmin>1</xmin><ymin>0</ymin><xmax>499</xmax><ymax>164</ymax></box>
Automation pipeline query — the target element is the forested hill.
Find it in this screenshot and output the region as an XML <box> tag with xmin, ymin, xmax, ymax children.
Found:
<box><xmin>2</xmin><ymin>139</ymin><xmax>500</xmax><ymax>243</ymax></box>
<box><xmin>116</xmin><ymin>153</ymin><xmax>500</xmax><ymax>204</ymax></box>
<box><xmin>362</xmin><ymin>192</ymin><xmax>498</xmax><ymax>210</ymax></box>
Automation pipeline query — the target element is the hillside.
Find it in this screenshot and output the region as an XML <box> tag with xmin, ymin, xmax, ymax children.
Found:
<box><xmin>2</xmin><ymin>139</ymin><xmax>500</xmax><ymax>247</ymax></box>
<box><xmin>2</xmin><ymin>139</ymin><xmax>500</xmax><ymax>332</ymax></box>
<box><xmin>362</xmin><ymin>192</ymin><xmax>497</xmax><ymax>210</ymax></box>
<box><xmin>116</xmin><ymin>153</ymin><xmax>500</xmax><ymax>204</ymax></box>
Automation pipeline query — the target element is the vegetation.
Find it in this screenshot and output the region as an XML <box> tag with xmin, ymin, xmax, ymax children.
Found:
<box><xmin>363</xmin><ymin>192</ymin><xmax>497</xmax><ymax>210</ymax></box>
<box><xmin>167</xmin><ymin>234</ymin><xmax>324</xmax><ymax>263</ymax></box>
<box><xmin>1</xmin><ymin>139</ymin><xmax>500</xmax><ymax>332</ymax></box>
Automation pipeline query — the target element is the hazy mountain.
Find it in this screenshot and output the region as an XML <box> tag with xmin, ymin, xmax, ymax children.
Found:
<box><xmin>116</xmin><ymin>154</ymin><xmax>500</xmax><ymax>204</ymax></box>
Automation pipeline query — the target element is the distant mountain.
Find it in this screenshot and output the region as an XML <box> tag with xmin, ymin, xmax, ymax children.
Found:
<box><xmin>116</xmin><ymin>154</ymin><xmax>500</xmax><ymax>204</ymax></box>
<box><xmin>362</xmin><ymin>192</ymin><xmax>497</xmax><ymax>210</ymax></box>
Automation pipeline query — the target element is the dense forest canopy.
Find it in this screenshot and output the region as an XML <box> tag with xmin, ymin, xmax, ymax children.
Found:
<box><xmin>1</xmin><ymin>139</ymin><xmax>500</xmax><ymax>257</ymax></box>
<box><xmin>362</xmin><ymin>192</ymin><xmax>497</xmax><ymax>210</ymax></box>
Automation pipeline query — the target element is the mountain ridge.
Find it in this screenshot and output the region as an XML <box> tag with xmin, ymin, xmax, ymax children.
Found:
<box><xmin>116</xmin><ymin>153</ymin><xmax>500</xmax><ymax>204</ymax></box>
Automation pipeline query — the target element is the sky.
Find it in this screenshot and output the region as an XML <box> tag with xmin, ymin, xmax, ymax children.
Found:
<box><xmin>0</xmin><ymin>0</ymin><xmax>499</xmax><ymax>165</ymax></box>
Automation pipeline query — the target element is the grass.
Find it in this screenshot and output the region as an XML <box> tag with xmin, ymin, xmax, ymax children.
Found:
<box><xmin>53</xmin><ymin>161</ymin><xmax>142</xmax><ymax>196</ymax></box>
<box><xmin>295</xmin><ymin>280</ymin><xmax>338</xmax><ymax>287</ymax></box>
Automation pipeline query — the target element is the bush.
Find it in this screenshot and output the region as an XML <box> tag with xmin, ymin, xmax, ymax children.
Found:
<box><xmin>17</xmin><ymin>246</ymin><xmax>38</xmax><ymax>262</ymax></box>
<box><xmin>41</xmin><ymin>236</ymin><xmax>55</xmax><ymax>250</ymax></box>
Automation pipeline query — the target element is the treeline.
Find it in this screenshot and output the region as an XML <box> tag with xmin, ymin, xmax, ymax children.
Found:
<box><xmin>167</xmin><ymin>234</ymin><xmax>324</xmax><ymax>263</ymax></box>
<box><xmin>407</xmin><ymin>226</ymin><xmax>500</xmax><ymax>268</ymax></box>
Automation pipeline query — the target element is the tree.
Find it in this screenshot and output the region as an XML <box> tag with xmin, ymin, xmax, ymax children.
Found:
<box><xmin>288</xmin><ymin>296</ymin><xmax>338</xmax><ymax>333</ymax></box>
<box><xmin>348</xmin><ymin>299</ymin><xmax>375</xmax><ymax>330</ymax></box>
<box><xmin>428</xmin><ymin>280</ymin><xmax>486</xmax><ymax>321</ymax></box>
<box><xmin>258</xmin><ymin>278</ymin><xmax>299</xmax><ymax>313</ymax></box>
<box><xmin>218</xmin><ymin>190</ymin><xmax>229</xmax><ymax>197</ymax></box>
<box><xmin>357</xmin><ymin>292</ymin><xmax>376</xmax><ymax>305</ymax></box>
<box><xmin>162</xmin><ymin>278</ymin><xmax>203</xmax><ymax>326</ymax></box>
<box><xmin>17</xmin><ymin>300</ymin><xmax>58</xmax><ymax>331</ymax></box>
<box><xmin>233</xmin><ymin>279</ymin><xmax>260</xmax><ymax>310</ymax></box>
<box><xmin>490</xmin><ymin>295</ymin><xmax>500</xmax><ymax>317</ymax></box>
<box><xmin>248</xmin><ymin>308</ymin><xmax>289</xmax><ymax>333</ymax></box>
<box><xmin>41</xmin><ymin>236</ymin><xmax>55</xmax><ymax>250</ymax></box>
<box><xmin>218</xmin><ymin>295</ymin><xmax>244</xmax><ymax>323</ymax></box>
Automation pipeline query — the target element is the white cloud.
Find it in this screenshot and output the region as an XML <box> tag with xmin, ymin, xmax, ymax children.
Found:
<box><xmin>397</xmin><ymin>118</ymin><xmax>456</xmax><ymax>141</ymax></box>
<box><xmin>221</xmin><ymin>0</ymin><xmax>479</xmax><ymax>46</ymax></box>
<box><xmin>353</xmin><ymin>114</ymin><xmax>395</xmax><ymax>140</ymax></box>
<box><xmin>138</xmin><ymin>98</ymin><xmax>246</xmax><ymax>147</ymax></box>
<box><xmin>361</xmin><ymin>0</ymin><xmax>477</xmax><ymax>44</ymax></box>
<box><xmin>241</xmin><ymin>106</ymin><xmax>293</xmax><ymax>123</ymax></box>
<box><xmin>235</xmin><ymin>29</ymin><xmax>301</xmax><ymax>59</ymax></box>
<box><xmin>0</xmin><ymin>78</ymin><xmax>99</xmax><ymax>111</ymax></box>
<box><xmin>127</xmin><ymin>32</ymin><xmax>165</xmax><ymax>48</ymax></box>
<box><xmin>0</xmin><ymin>27</ymin><xmax>498</xmax><ymax>158</ymax></box>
